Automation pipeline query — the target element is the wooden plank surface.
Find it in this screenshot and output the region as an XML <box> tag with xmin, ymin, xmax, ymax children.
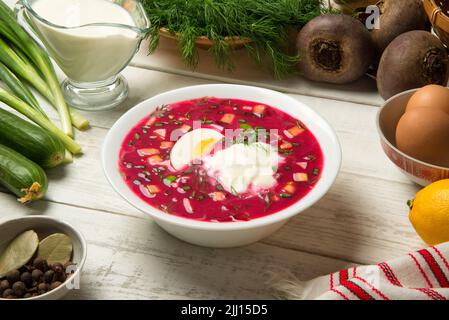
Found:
<box><xmin>0</xmin><ymin>193</ymin><xmax>351</xmax><ymax>299</ymax></box>
<box><xmin>0</xmin><ymin>65</ymin><xmax>359</xmax><ymax>299</ymax></box>
<box><xmin>1</xmin><ymin>0</ymin><xmax>427</xmax><ymax>299</ymax></box>
<box><xmin>0</xmin><ymin>64</ymin><xmax>423</xmax><ymax>299</ymax></box>
<box><xmin>4</xmin><ymin>66</ymin><xmax>424</xmax><ymax>265</ymax></box>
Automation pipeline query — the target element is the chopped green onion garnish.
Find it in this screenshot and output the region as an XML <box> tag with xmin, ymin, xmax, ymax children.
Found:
<box><xmin>280</xmin><ymin>193</ymin><xmax>292</xmax><ymax>198</ymax></box>
<box><xmin>163</xmin><ymin>175</ymin><xmax>177</xmax><ymax>186</ymax></box>
<box><xmin>240</xmin><ymin>123</ymin><xmax>253</xmax><ymax>130</ymax></box>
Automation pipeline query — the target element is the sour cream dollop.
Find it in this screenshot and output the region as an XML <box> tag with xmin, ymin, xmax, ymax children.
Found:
<box><xmin>204</xmin><ymin>142</ymin><xmax>281</xmax><ymax>195</ymax></box>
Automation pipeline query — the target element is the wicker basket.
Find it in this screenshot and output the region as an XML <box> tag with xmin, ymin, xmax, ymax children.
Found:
<box><xmin>424</xmin><ymin>0</ymin><xmax>449</xmax><ymax>47</ymax></box>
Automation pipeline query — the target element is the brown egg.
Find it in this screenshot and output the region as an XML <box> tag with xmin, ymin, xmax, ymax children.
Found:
<box><xmin>396</xmin><ymin>107</ymin><xmax>449</xmax><ymax>167</ymax></box>
<box><xmin>406</xmin><ymin>85</ymin><xmax>449</xmax><ymax>114</ymax></box>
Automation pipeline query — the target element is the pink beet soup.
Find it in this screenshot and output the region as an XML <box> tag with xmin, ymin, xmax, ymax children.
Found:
<box><xmin>119</xmin><ymin>97</ymin><xmax>324</xmax><ymax>222</ymax></box>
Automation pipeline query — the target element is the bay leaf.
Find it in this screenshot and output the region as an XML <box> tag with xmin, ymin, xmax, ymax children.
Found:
<box><xmin>0</xmin><ymin>230</ymin><xmax>39</xmax><ymax>277</ymax></box>
<box><xmin>37</xmin><ymin>233</ymin><xmax>72</xmax><ymax>265</ymax></box>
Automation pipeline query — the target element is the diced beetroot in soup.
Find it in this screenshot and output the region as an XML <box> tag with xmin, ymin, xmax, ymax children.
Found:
<box><xmin>119</xmin><ymin>97</ymin><xmax>324</xmax><ymax>222</ymax></box>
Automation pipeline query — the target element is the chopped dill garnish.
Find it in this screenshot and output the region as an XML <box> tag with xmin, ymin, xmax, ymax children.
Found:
<box><xmin>142</xmin><ymin>0</ymin><xmax>323</xmax><ymax>78</ymax></box>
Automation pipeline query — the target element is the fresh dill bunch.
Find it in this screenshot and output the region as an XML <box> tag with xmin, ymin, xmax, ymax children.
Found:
<box><xmin>142</xmin><ymin>0</ymin><xmax>323</xmax><ymax>78</ymax></box>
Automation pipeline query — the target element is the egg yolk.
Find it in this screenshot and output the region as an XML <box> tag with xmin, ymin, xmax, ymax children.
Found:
<box><xmin>193</xmin><ymin>138</ymin><xmax>220</xmax><ymax>157</ymax></box>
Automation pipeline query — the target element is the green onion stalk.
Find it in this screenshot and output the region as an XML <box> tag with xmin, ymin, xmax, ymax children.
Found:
<box><xmin>0</xmin><ymin>38</ymin><xmax>53</xmax><ymax>103</ymax></box>
<box><xmin>0</xmin><ymin>38</ymin><xmax>89</xmax><ymax>131</ymax></box>
<box><xmin>8</xmin><ymin>41</ymin><xmax>90</xmax><ymax>131</ymax></box>
<box><xmin>0</xmin><ymin>1</ymin><xmax>89</xmax><ymax>134</ymax></box>
<box><xmin>0</xmin><ymin>61</ymin><xmax>47</xmax><ymax>117</ymax></box>
<box><xmin>0</xmin><ymin>20</ymin><xmax>25</xmax><ymax>52</ymax></box>
<box><xmin>63</xmin><ymin>149</ymin><xmax>73</xmax><ymax>164</ymax></box>
<box><xmin>0</xmin><ymin>87</ymin><xmax>81</xmax><ymax>154</ymax></box>
<box><xmin>9</xmin><ymin>43</ymin><xmax>90</xmax><ymax>131</ymax></box>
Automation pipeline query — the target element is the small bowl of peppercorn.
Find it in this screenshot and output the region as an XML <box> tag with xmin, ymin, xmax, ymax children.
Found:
<box><xmin>0</xmin><ymin>216</ymin><xmax>86</xmax><ymax>300</ymax></box>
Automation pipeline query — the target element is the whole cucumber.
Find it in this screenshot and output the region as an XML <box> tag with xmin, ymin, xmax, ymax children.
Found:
<box><xmin>0</xmin><ymin>144</ymin><xmax>48</xmax><ymax>203</ymax></box>
<box><xmin>0</xmin><ymin>108</ymin><xmax>65</xmax><ymax>168</ymax></box>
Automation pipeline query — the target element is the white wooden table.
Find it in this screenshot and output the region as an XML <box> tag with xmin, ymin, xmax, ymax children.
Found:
<box><xmin>1</xmin><ymin>0</ymin><xmax>425</xmax><ymax>299</ymax></box>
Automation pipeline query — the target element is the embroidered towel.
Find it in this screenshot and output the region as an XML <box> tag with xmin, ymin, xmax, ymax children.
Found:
<box><xmin>273</xmin><ymin>242</ymin><xmax>449</xmax><ymax>300</ymax></box>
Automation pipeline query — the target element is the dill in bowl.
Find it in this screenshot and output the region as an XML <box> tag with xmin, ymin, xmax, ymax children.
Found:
<box><xmin>142</xmin><ymin>0</ymin><xmax>323</xmax><ymax>78</ymax></box>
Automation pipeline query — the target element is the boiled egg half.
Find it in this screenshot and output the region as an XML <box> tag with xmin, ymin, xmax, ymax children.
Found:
<box><xmin>170</xmin><ymin>128</ymin><xmax>224</xmax><ymax>170</ymax></box>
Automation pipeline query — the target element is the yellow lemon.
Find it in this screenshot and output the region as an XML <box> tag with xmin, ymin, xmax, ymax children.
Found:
<box><xmin>409</xmin><ymin>179</ymin><xmax>449</xmax><ymax>245</ymax></box>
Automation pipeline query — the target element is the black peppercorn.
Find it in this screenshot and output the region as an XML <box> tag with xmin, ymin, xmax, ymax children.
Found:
<box><xmin>32</xmin><ymin>257</ymin><xmax>44</xmax><ymax>269</ymax></box>
<box><xmin>33</xmin><ymin>258</ymin><xmax>49</xmax><ymax>272</ymax></box>
<box><xmin>37</xmin><ymin>282</ymin><xmax>48</xmax><ymax>293</ymax></box>
<box><xmin>12</xmin><ymin>281</ymin><xmax>26</xmax><ymax>298</ymax></box>
<box><xmin>20</xmin><ymin>272</ymin><xmax>32</xmax><ymax>287</ymax></box>
<box><xmin>49</xmin><ymin>281</ymin><xmax>61</xmax><ymax>290</ymax></box>
<box><xmin>52</xmin><ymin>263</ymin><xmax>64</xmax><ymax>274</ymax></box>
<box><xmin>43</xmin><ymin>270</ymin><xmax>55</xmax><ymax>283</ymax></box>
<box><xmin>42</xmin><ymin>260</ymin><xmax>49</xmax><ymax>272</ymax></box>
<box><xmin>28</xmin><ymin>286</ymin><xmax>37</xmax><ymax>293</ymax></box>
<box><xmin>0</xmin><ymin>279</ymin><xmax>10</xmax><ymax>291</ymax></box>
<box><xmin>6</xmin><ymin>270</ymin><xmax>20</xmax><ymax>284</ymax></box>
<box><xmin>53</xmin><ymin>272</ymin><xmax>67</xmax><ymax>283</ymax></box>
<box><xmin>23</xmin><ymin>293</ymin><xmax>32</xmax><ymax>299</ymax></box>
<box><xmin>2</xmin><ymin>288</ymin><xmax>14</xmax><ymax>298</ymax></box>
<box><xmin>31</xmin><ymin>269</ymin><xmax>43</xmax><ymax>282</ymax></box>
<box><xmin>19</xmin><ymin>265</ymin><xmax>30</xmax><ymax>273</ymax></box>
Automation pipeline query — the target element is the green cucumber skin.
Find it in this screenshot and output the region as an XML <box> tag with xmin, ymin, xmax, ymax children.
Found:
<box><xmin>0</xmin><ymin>144</ymin><xmax>48</xmax><ymax>201</ymax></box>
<box><xmin>0</xmin><ymin>108</ymin><xmax>65</xmax><ymax>168</ymax></box>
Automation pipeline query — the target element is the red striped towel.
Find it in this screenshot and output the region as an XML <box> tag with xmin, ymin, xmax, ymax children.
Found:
<box><xmin>273</xmin><ymin>243</ymin><xmax>449</xmax><ymax>300</ymax></box>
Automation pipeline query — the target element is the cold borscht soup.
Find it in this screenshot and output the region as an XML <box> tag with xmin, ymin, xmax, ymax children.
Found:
<box><xmin>119</xmin><ymin>97</ymin><xmax>324</xmax><ymax>222</ymax></box>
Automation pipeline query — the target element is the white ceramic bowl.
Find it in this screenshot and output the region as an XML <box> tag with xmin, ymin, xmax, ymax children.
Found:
<box><xmin>0</xmin><ymin>216</ymin><xmax>87</xmax><ymax>300</ymax></box>
<box><xmin>102</xmin><ymin>84</ymin><xmax>341</xmax><ymax>247</ymax></box>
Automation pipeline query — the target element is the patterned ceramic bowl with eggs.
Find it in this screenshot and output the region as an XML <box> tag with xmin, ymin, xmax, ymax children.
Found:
<box><xmin>377</xmin><ymin>89</ymin><xmax>449</xmax><ymax>187</ymax></box>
